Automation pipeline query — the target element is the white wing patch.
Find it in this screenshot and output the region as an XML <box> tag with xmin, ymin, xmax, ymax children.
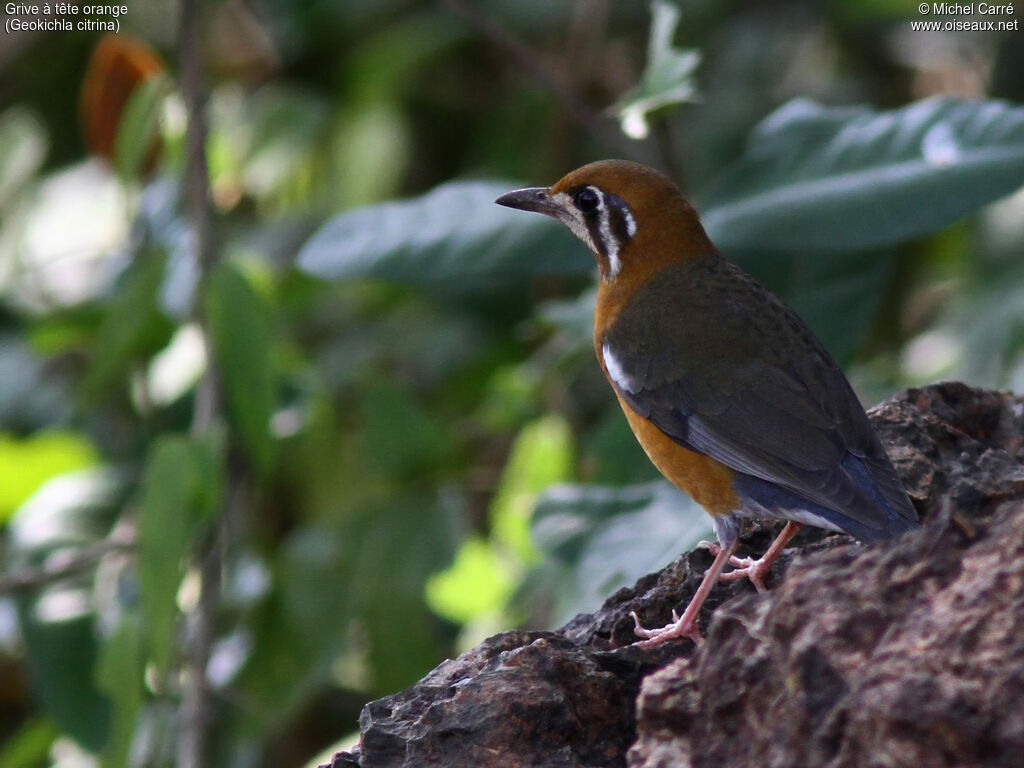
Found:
<box><xmin>602</xmin><ymin>342</ymin><xmax>638</xmax><ymax>393</ymax></box>
<box><xmin>734</xmin><ymin>496</ymin><xmax>844</xmax><ymax>532</ymax></box>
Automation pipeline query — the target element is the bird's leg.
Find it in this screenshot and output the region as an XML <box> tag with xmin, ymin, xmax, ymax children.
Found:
<box><xmin>631</xmin><ymin>539</ymin><xmax>738</xmax><ymax>647</ymax></box>
<box><xmin>715</xmin><ymin>521</ymin><xmax>802</xmax><ymax>592</ymax></box>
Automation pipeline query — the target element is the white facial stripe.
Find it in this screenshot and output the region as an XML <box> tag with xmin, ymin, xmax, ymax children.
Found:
<box><xmin>622</xmin><ymin>208</ymin><xmax>637</xmax><ymax>238</ymax></box>
<box><xmin>553</xmin><ymin>186</ymin><xmax>636</xmax><ymax>281</ymax></box>
<box><xmin>602</xmin><ymin>342</ymin><xmax>637</xmax><ymax>394</ymax></box>
<box><xmin>591</xmin><ymin>188</ymin><xmax>622</xmax><ymax>278</ymax></box>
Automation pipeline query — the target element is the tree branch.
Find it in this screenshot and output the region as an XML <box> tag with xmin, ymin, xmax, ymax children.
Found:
<box><xmin>0</xmin><ymin>535</ymin><xmax>134</xmax><ymax>593</ymax></box>
<box><xmin>177</xmin><ymin>1</ymin><xmax>223</xmax><ymax>767</ymax></box>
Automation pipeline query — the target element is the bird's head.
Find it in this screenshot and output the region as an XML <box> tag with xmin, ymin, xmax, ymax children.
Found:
<box><xmin>496</xmin><ymin>159</ymin><xmax>714</xmax><ymax>283</ymax></box>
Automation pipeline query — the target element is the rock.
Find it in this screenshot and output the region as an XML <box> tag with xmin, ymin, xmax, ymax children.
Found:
<box><xmin>324</xmin><ymin>383</ymin><xmax>1024</xmax><ymax>768</ymax></box>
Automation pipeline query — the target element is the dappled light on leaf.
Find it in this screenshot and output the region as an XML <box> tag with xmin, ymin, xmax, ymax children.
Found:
<box><xmin>702</xmin><ymin>98</ymin><xmax>1024</xmax><ymax>252</ymax></box>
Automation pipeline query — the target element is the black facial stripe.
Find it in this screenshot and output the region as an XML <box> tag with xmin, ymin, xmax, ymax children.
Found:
<box><xmin>585</xmin><ymin>215</ymin><xmax>608</xmax><ymax>258</ymax></box>
<box><xmin>605</xmin><ymin>193</ymin><xmax>635</xmax><ymax>247</ymax></box>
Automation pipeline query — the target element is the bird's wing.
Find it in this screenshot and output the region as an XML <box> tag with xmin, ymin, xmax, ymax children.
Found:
<box><xmin>601</xmin><ymin>258</ymin><xmax>915</xmax><ymax>530</ymax></box>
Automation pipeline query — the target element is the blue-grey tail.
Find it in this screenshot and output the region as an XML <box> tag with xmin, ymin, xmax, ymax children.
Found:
<box><xmin>732</xmin><ymin>453</ymin><xmax>919</xmax><ymax>544</ymax></box>
<box><xmin>837</xmin><ymin>453</ymin><xmax>919</xmax><ymax>542</ymax></box>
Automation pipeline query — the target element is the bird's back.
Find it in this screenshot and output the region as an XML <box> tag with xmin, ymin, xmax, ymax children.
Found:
<box><xmin>599</xmin><ymin>254</ymin><xmax>918</xmax><ymax>542</ymax></box>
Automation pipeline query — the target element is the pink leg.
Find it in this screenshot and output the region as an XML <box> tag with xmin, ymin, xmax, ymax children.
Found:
<box><xmin>631</xmin><ymin>539</ymin><xmax>738</xmax><ymax>647</ymax></box>
<box><xmin>715</xmin><ymin>521</ymin><xmax>802</xmax><ymax>592</ymax></box>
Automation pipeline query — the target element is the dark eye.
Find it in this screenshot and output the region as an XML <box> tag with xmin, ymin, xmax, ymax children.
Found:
<box><xmin>574</xmin><ymin>187</ymin><xmax>600</xmax><ymax>214</ymax></box>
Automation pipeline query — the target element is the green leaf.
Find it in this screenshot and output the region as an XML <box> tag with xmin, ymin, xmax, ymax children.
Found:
<box><xmin>138</xmin><ymin>436</ymin><xmax>212</xmax><ymax>674</ymax></box>
<box><xmin>96</xmin><ymin>615</ymin><xmax>145</xmax><ymax>768</ymax></box>
<box><xmin>702</xmin><ymin>97</ymin><xmax>1024</xmax><ymax>253</ymax></box>
<box><xmin>531</xmin><ymin>481</ymin><xmax>710</xmax><ymax>624</ymax></box>
<box><xmin>114</xmin><ymin>74</ymin><xmax>168</xmax><ymax>181</ymax></box>
<box><xmin>0</xmin><ymin>106</ymin><xmax>47</xmax><ymax>210</ymax></box>
<box><xmin>360</xmin><ymin>379</ymin><xmax>453</xmax><ymax>477</ymax></box>
<box><xmin>8</xmin><ymin>467</ymin><xmax>123</xmax><ymax>555</ymax></box>
<box><xmin>16</xmin><ymin>600</ymin><xmax>110</xmax><ymax>752</ymax></box>
<box><xmin>296</xmin><ymin>181</ymin><xmax>587</xmax><ymax>286</ymax></box>
<box><xmin>352</xmin><ymin>496</ymin><xmax>459</xmax><ymax>693</ymax></box>
<box><xmin>491</xmin><ymin>415</ymin><xmax>575</xmax><ymax>562</ymax></box>
<box><xmin>7</xmin><ymin>469</ymin><xmax>121</xmax><ymax>754</ymax></box>
<box><xmin>82</xmin><ymin>254</ymin><xmax>174</xmax><ymax>402</ymax></box>
<box><xmin>615</xmin><ymin>0</ymin><xmax>700</xmax><ymax>140</ymax></box>
<box><xmin>191</xmin><ymin>425</ymin><xmax>226</xmax><ymax>523</ymax></box>
<box><xmin>204</xmin><ymin>263</ymin><xmax>275</xmax><ymax>475</ymax></box>
<box><xmin>242</xmin><ymin>493</ymin><xmax>458</xmax><ymax>708</ymax></box>
<box><xmin>0</xmin><ymin>431</ymin><xmax>99</xmax><ymax>522</ymax></box>
<box><xmin>425</xmin><ymin>536</ymin><xmax>514</xmax><ymax>624</ymax></box>
<box><xmin>0</xmin><ymin>718</ymin><xmax>58</xmax><ymax>768</ymax></box>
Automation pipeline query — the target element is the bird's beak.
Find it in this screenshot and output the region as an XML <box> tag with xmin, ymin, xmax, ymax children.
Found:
<box><xmin>495</xmin><ymin>187</ymin><xmax>562</xmax><ymax>218</ymax></box>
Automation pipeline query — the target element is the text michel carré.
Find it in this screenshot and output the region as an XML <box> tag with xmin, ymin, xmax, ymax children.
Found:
<box><xmin>928</xmin><ymin>2</ymin><xmax>1015</xmax><ymax>12</ymax></box>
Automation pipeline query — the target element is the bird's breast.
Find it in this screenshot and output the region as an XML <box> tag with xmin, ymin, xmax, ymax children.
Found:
<box><xmin>604</xmin><ymin>371</ymin><xmax>741</xmax><ymax>518</ymax></box>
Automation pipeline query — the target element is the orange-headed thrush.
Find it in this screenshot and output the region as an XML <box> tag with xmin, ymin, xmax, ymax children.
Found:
<box><xmin>496</xmin><ymin>160</ymin><xmax>919</xmax><ymax>646</ymax></box>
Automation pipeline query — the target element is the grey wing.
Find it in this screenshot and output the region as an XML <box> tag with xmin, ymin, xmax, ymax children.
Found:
<box><xmin>603</xmin><ymin>259</ymin><xmax>916</xmax><ymax>531</ymax></box>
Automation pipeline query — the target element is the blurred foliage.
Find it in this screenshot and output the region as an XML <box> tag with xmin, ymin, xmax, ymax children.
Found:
<box><xmin>0</xmin><ymin>1</ymin><xmax>1022</xmax><ymax>767</ymax></box>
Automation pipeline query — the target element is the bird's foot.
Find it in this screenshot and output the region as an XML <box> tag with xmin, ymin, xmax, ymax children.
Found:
<box><xmin>630</xmin><ymin>609</ymin><xmax>703</xmax><ymax>647</ymax></box>
<box><xmin>697</xmin><ymin>540</ymin><xmax>767</xmax><ymax>590</ymax></box>
<box><xmin>716</xmin><ymin>555</ymin><xmax>770</xmax><ymax>592</ymax></box>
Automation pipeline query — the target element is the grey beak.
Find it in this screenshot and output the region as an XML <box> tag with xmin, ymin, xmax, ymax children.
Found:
<box><xmin>494</xmin><ymin>186</ymin><xmax>561</xmax><ymax>217</ymax></box>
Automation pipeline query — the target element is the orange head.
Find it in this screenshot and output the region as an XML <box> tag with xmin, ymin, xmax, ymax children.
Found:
<box><xmin>495</xmin><ymin>160</ymin><xmax>715</xmax><ymax>287</ymax></box>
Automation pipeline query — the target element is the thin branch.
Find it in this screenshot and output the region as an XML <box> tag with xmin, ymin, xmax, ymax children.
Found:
<box><xmin>0</xmin><ymin>536</ymin><xmax>134</xmax><ymax>593</ymax></box>
<box><xmin>438</xmin><ymin>0</ymin><xmax>655</xmax><ymax>164</ymax></box>
<box><xmin>177</xmin><ymin>1</ymin><xmax>223</xmax><ymax>767</ymax></box>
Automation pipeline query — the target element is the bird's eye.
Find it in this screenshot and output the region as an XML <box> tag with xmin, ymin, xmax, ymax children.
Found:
<box><xmin>574</xmin><ymin>187</ymin><xmax>600</xmax><ymax>214</ymax></box>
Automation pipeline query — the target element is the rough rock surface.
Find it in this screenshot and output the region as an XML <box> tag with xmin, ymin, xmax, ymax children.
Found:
<box><xmin>324</xmin><ymin>383</ymin><xmax>1024</xmax><ymax>768</ymax></box>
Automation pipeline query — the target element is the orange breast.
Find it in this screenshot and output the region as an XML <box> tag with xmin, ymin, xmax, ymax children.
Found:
<box><xmin>613</xmin><ymin>392</ymin><xmax>740</xmax><ymax>518</ymax></box>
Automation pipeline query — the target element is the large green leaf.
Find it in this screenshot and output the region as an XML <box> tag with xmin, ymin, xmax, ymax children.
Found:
<box><xmin>702</xmin><ymin>97</ymin><xmax>1024</xmax><ymax>252</ymax></box>
<box><xmin>95</xmin><ymin>615</ymin><xmax>144</xmax><ymax>768</ymax></box>
<box><xmin>16</xmin><ymin>605</ymin><xmax>110</xmax><ymax>752</ymax></box>
<box><xmin>138</xmin><ymin>435</ymin><xmax>216</xmax><ymax>674</ymax></box>
<box><xmin>204</xmin><ymin>263</ymin><xmax>275</xmax><ymax>475</ymax></box>
<box><xmin>531</xmin><ymin>481</ymin><xmax>709</xmax><ymax>624</ymax></box>
<box><xmin>296</xmin><ymin>181</ymin><xmax>587</xmax><ymax>286</ymax></box>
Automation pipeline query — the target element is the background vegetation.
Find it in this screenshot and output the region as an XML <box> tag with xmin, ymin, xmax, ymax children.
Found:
<box><xmin>0</xmin><ymin>1</ymin><xmax>1022</xmax><ymax>766</ymax></box>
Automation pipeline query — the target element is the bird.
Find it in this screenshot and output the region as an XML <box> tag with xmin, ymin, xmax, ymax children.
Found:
<box><xmin>495</xmin><ymin>160</ymin><xmax>919</xmax><ymax>647</ymax></box>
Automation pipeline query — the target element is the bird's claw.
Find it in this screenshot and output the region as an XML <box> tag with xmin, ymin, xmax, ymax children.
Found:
<box><xmin>699</xmin><ymin>540</ymin><xmax>759</xmax><ymax>576</ymax></box>
<box><xmin>630</xmin><ymin>609</ymin><xmax>703</xmax><ymax>647</ymax></box>
<box><xmin>716</xmin><ymin>557</ymin><xmax>769</xmax><ymax>592</ymax></box>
